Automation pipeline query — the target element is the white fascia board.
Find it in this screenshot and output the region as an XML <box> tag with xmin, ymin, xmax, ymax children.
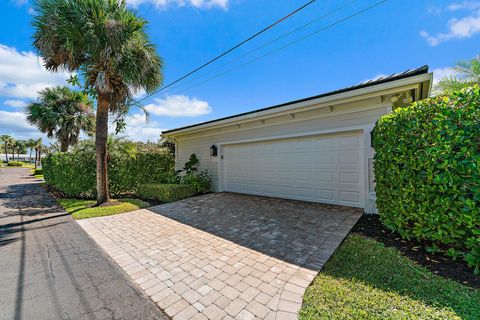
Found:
<box><xmin>166</xmin><ymin>73</ymin><xmax>432</xmax><ymax>138</ymax></box>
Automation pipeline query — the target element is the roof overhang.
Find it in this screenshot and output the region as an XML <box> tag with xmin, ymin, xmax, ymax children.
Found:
<box><xmin>164</xmin><ymin>68</ymin><xmax>432</xmax><ymax>138</ymax></box>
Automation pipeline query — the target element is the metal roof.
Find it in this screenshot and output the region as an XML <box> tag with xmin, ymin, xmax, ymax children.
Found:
<box><xmin>163</xmin><ymin>65</ymin><xmax>429</xmax><ymax>135</ymax></box>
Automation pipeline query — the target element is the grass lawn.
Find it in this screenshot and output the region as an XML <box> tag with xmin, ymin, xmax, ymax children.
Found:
<box><xmin>58</xmin><ymin>198</ymin><xmax>150</xmax><ymax>220</ymax></box>
<box><xmin>300</xmin><ymin>234</ymin><xmax>480</xmax><ymax>320</ymax></box>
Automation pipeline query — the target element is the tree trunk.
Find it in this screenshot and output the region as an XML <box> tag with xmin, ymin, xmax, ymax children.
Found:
<box><xmin>34</xmin><ymin>148</ymin><xmax>38</xmax><ymax>170</ymax></box>
<box><xmin>95</xmin><ymin>93</ymin><xmax>110</xmax><ymax>205</ymax></box>
<box><xmin>29</xmin><ymin>149</ymin><xmax>32</xmax><ymax>164</ymax></box>
<box><xmin>4</xmin><ymin>145</ymin><xmax>8</xmax><ymax>164</ymax></box>
<box><xmin>60</xmin><ymin>140</ymin><xmax>68</xmax><ymax>152</ymax></box>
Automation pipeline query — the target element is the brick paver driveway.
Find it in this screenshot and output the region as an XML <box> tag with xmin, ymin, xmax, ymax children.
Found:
<box><xmin>78</xmin><ymin>193</ymin><xmax>362</xmax><ymax>320</ymax></box>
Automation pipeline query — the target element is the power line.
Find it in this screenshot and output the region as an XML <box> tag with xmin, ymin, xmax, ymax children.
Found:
<box><xmin>161</xmin><ymin>0</ymin><xmax>361</xmax><ymax>95</ymax></box>
<box><xmin>167</xmin><ymin>0</ymin><xmax>389</xmax><ymax>96</ymax></box>
<box><xmin>136</xmin><ymin>0</ymin><xmax>319</xmax><ymax>103</ymax></box>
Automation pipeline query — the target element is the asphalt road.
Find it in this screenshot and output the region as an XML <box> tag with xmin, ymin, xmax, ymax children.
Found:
<box><xmin>0</xmin><ymin>167</ymin><xmax>169</xmax><ymax>320</ymax></box>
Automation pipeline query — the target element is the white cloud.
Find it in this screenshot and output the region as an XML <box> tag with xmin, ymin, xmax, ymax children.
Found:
<box><xmin>421</xmin><ymin>10</ymin><xmax>480</xmax><ymax>46</ymax></box>
<box><xmin>122</xmin><ymin>113</ymin><xmax>166</xmax><ymax>142</ymax></box>
<box><xmin>127</xmin><ymin>0</ymin><xmax>228</xmax><ymax>9</ymax></box>
<box><xmin>432</xmin><ymin>67</ymin><xmax>457</xmax><ymax>86</ymax></box>
<box><xmin>145</xmin><ymin>95</ymin><xmax>212</xmax><ymax>117</ymax></box>
<box><xmin>0</xmin><ymin>44</ymin><xmax>71</xmax><ymax>99</ymax></box>
<box><xmin>0</xmin><ymin>110</ymin><xmax>41</xmax><ymax>139</ymax></box>
<box><xmin>448</xmin><ymin>1</ymin><xmax>480</xmax><ymax>11</ymax></box>
<box><xmin>4</xmin><ymin>99</ymin><xmax>28</xmax><ymax>108</ymax></box>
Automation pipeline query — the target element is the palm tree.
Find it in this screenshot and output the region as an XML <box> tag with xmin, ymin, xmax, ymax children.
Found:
<box><xmin>13</xmin><ymin>140</ymin><xmax>27</xmax><ymax>160</ymax></box>
<box><xmin>26</xmin><ymin>139</ymin><xmax>36</xmax><ymax>163</ymax></box>
<box><xmin>74</xmin><ymin>135</ymin><xmax>137</xmax><ymax>160</ymax></box>
<box><xmin>435</xmin><ymin>55</ymin><xmax>480</xmax><ymax>94</ymax></box>
<box><xmin>33</xmin><ymin>0</ymin><xmax>163</xmax><ymax>205</ymax></box>
<box><xmin>0</xmin><ymin>135</ymin><xmax>14</xmax><ymax>163</ymax></box>
<box><xmin>34</xmin><ymin>138</ymin><xmax>43</xmax><ymax>169</ymax></box>
<box><xmin>26</xmin><ymin>86</ymin><xmax>94</xmax><ymax>152</ymax></box>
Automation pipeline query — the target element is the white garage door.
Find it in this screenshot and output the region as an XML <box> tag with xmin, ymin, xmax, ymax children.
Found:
<box><xmin>222</xmin><ymin>131</ymin><xmax>365</xmax><ymax>207</ymax></box>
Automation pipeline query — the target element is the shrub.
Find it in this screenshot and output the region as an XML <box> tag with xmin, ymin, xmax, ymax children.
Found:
<box><xmin>34</xmin><ymin>168</ymin><xmax>43</xmax><ymax>176</ymax></box>
<box><xmin>179</xmin><ymin>169</ymin><xmax>212</xmax><ymax>193</ymax></box>
<box><xmin>42</xmin><ymin>151</ymin><xmax>174</xmax><ymax>198</ymax></box>
<box><xmin>373</xmin><ymin>86</ymin><xmax>480</xmax><ymax>273</ymax></box>
<box><xmin>136</xmin><ymin>183</ymin><xmax>197</xmax><ymax>203</ymax></box>
<box><xmin>7</xmin><ymin>161</ymin><xmax>26</xmax><ymax>167</ymax></box>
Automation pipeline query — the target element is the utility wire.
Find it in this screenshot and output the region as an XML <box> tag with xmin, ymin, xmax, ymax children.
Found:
<box><xmin>167</xmin><ymin>0</ymin><xmax>389</xmax><ymax>96</ymax></box>
<box><xmin>136</xmin><ymin>0</ymin><xmax>319</xmax><ymax>103</ymax></box>
<box><xmin>161</xmin><ymin>0</ymin><xmax>361</xmax><ymax>95</ymax></box>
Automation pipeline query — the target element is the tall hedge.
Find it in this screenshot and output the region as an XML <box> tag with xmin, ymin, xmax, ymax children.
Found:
<box><xmin>373</xmin><ymin>86</ymin><xmax>480</xmax><ymax>273</ymax></box>
<box><xmin>42</xmin><ymin>151</ymin><xmax>174</xmax><ymax>198</ymax></box>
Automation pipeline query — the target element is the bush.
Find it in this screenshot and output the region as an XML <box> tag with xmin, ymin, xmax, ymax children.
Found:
<box><xmin>7</xmin><ymin>161</ymin><xmax>25</xmax><ymax>167</ymax></box>
<box><xmin>34</xmin><ymin>168</ymin><xmax>43</xmax><ymax>176</ymax></box>
<box><xmin>179</xmin><ymin>169</ymin><xmax>212</xmax><ymax>193</ymax></box>
<box><xmin>373</xmin><ymin>86</ymin><xmax>480</xmax><ymax>273</ymax></box>
<box><xmin>42</xmin><ymin>151</ymin><xmax>174</xmax><ymax>198</ymax></box>
<box><xmin>136</xmin><ymin>183</ymin><xmax>197</xmax><ymax>203</ymax></box>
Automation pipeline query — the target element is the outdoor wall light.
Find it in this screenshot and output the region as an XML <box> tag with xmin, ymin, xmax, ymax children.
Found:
<box><xmin>210</xmin><ymin>144</ymin><xmax>218</xmax><ymax>157</ymax></box>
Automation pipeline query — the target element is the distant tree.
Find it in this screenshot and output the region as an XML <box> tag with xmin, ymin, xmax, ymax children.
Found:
<box><xmin>435</xmin><ymin>55</ymin><xmax>480</xmax><ymax>94</ymax></box>
<box><xmin>0</xmin><ymin>135</ymin><xmax>14</xmax><ymax>163</ymax></box>
<box><xmin>26</xmin><ymin>139</ymin><xmax>36</xmax><ymax>163</ymax></box>
<box><xmin>159</xmin><ymin>136</ymin><xmax>175</xmax><ymax>155</ymax></box>
<box><xmin>13</xmin><ymin>140</ymin><xmax>27</xmax><ymax>159</ymax></box>
<box><xmin>74</xmin><ymin>135</ymin><xmax>137</xmax><ymax>160</ymax></box>
<box><xmin>34</xmin><ymin>138</ymin><xmax>43</xmax><ymax>169</ymax></box>
<box><xmin>26</xmin><ymin>86</ymin><xmax>94</xmax><ymax>152</ymax></box>
<box><xmin>33</xmin><ymin>0</ymin><xmax>163</xmax><ymax>204</ymax></box>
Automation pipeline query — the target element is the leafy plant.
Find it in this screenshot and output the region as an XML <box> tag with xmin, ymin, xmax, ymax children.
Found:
<box><xmin>42</xmin><ymin>151</ymin><xmax>174</xmax><ymax>198</ymax></box>
<box><xmin>7</xmin><ymin>161</ymin><xmax>25</xmax><ymax>167</ymax></box>
<box><xmin>373</xmin><ymin>85</ymin><xmax>480</xmax><ymax>273</ymax></box>
<box><xmin>175</xmin><ymin>154</ymin><xmax>212</xmax><ymax>193</ymax></box>
<box><xmin>180</xmin><ymin>169</ymin><xmax>212</xmax><ymax>193</ymax></box>
<box><xmin>136</xmin><ymin>184</ymin><xmax>196</xmax><ymax>203</ymax></box>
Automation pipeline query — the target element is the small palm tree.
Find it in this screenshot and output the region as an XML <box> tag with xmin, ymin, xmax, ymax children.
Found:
<box><xmin>26</xmin><ymin>86</ymin><xmax>94</xmax><ymax>152</ymax></box>
<box><xmin>33</xmin><ymin>0</ymin><xmax>163</xmax><ymax>204</ymax></box>
<box><xmin>26</xmin><ymin>139</ymin><xmax>36</xmax><ymax>163</ymax></box>
<box><xmin>13</xmin><ymin>140</ymin><xmax>27</xmax><ymax>160</ymax></box>
<box><xmin>0</xmin><ymin>135</ymin><xmax>14</xmax><ymax>163</ymax></box>
<box><xmin>435</xmin><ymin>56</ymin><xmax>480</xmax><ymax>94</ymax></box>
<box><xmin>34</xmin><ymin>138</ymin><xmax>43</xmax><ymax>169</ymax></box>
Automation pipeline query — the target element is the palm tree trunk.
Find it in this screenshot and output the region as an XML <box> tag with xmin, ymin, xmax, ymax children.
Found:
<box><xmin>60</xmin><ymin>140</ymin><xmax>68</xmax><ymax>152</ymax></box>
<box><xmin>95</xmin><ymin>93</ymin><xmax>110</xmax><ymax>205</ymax></box>
<box><xmin>34</xmin><ymin>148</ymin><xmax>38</xmax><ymax>170</ymax></box>
<box><xmin>4</xmin><ymin>145</ymin><xmax>8</xmax><ymax>164</ymax></box>
<box><xmin>29</xmin><ymin>148</ymin><xmax>32</xmax><ymax>163</ymax></box>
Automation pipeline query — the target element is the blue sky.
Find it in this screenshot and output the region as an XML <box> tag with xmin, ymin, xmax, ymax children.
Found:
<box><xmin>0</xmin><ymin>0</ymin><xmax>479</xmax><ymax>142</ymax></box>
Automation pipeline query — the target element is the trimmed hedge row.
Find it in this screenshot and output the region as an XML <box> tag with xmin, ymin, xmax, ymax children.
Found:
<box><xmin>136</xmin><ymin>183</ymin><xmax>197</xmax><ymax>203</ymax></box>
<box><xmin>7</xmin><ymin>161</ymin><xmax>25</xmax><ymax>167</ymax></box>
<box><xmin>42</xmin><ymin>151</ymin><xmax>174</xmax><ymax>198</ymax></box>
<box><xmin>373</xmin><ymin>86</ymin><xmax>480</xmax><ymax>273</ymax></box>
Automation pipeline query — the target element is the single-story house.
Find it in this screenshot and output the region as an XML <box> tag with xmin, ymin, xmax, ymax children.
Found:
<box><xmin>163</xmin><ymin>66</ymin><xmax>433</xmax><ymax>213</ymax></box>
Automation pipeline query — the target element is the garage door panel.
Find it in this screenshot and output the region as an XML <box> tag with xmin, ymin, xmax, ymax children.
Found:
<box><xmin>223</xmin><ymin>131</ymin><xmax>364</xmax><ymax>207</ymax></box>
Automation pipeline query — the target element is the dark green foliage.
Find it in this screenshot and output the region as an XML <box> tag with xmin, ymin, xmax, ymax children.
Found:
<box><xmin>34</xmin><ymin>168</ymin><xmax>43</xmax><ymax>175</ymax></box>
<box><xmin>136</xmin><ymin>184</ymin><xmax>197</xmax><ymax>203</ymax></box>
<box><xmin>179</xmin><ymin>169</ymin><xmax>212</xmax><ymax>193</ymax></box>
<box><xmin>42</xmin><ymin>151</ymin><xmax>174</xmax><ymax>198</ymax></box>
<box><xmin>7</xmin><ymin>161</ymin><xmax>25</xmax><ymax>167</ymax></box>
<box><xmin>373</xmin><ymin>86</ymin><xmax>480</xmax><ymax>273</ymax></box>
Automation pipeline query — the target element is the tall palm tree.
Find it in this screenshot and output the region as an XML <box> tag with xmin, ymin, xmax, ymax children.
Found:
<box><xmin>34</xmin><ymin>138</ymin><xmax>43</xmax><ymax>169</ymax></box>
<box><xmin>26</xmin><ymin>86</ymin><xmax>94</xmax><ymax>152</ymax></box>
<box><xmin>33</xmin><ymin>0</ymin><xmax>163</xmax><ymax>204</ymax></box>
<box><xmin>0</xmin><ymin>135</ymin><xmax>14</xmax><ymax>163</ymax></box>
<box><xmin>435</xmin><ymin>55</ymin><xmax>480</xmax><ymax>94</ymax></box>
<box><xmin>13</xmin><ymin>140</ymin><xmax>27</xmax><ymax>160</ymax></box>
<box><xmin>26</xmin><ymin>139</ymin><xmax>36</xmax><ymax>163</ymax></box>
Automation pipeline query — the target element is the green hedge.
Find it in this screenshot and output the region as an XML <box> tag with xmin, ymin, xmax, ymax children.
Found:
<box><xmin>373</xmin><ymin>86</ymin><xmax>480</xmax><ymax>273</ymax></box>
<box><xmin>7</xmin><ymin>161</ymin><xmax>25</xmax><ymax>167</ymax></box>
<box><xmin>136</xmin><ymin>183</ymin><xmax>197</xmax><ymax>203</ymax></box>
<box><xmin>34</xmin><ymin>168</ymin><xmax>43</xmax><ymax>175</ymax></box>
<box><xmin>42</xmin><ymin>151</ymin><xmax>174</xmax><ymax>198</ymax></box>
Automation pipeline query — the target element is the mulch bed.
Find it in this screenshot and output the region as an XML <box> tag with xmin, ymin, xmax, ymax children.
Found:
<box><xmin>352</xmin><ymin>214</ymin><xmax>479</xmax><ymax>289</ymax></box>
